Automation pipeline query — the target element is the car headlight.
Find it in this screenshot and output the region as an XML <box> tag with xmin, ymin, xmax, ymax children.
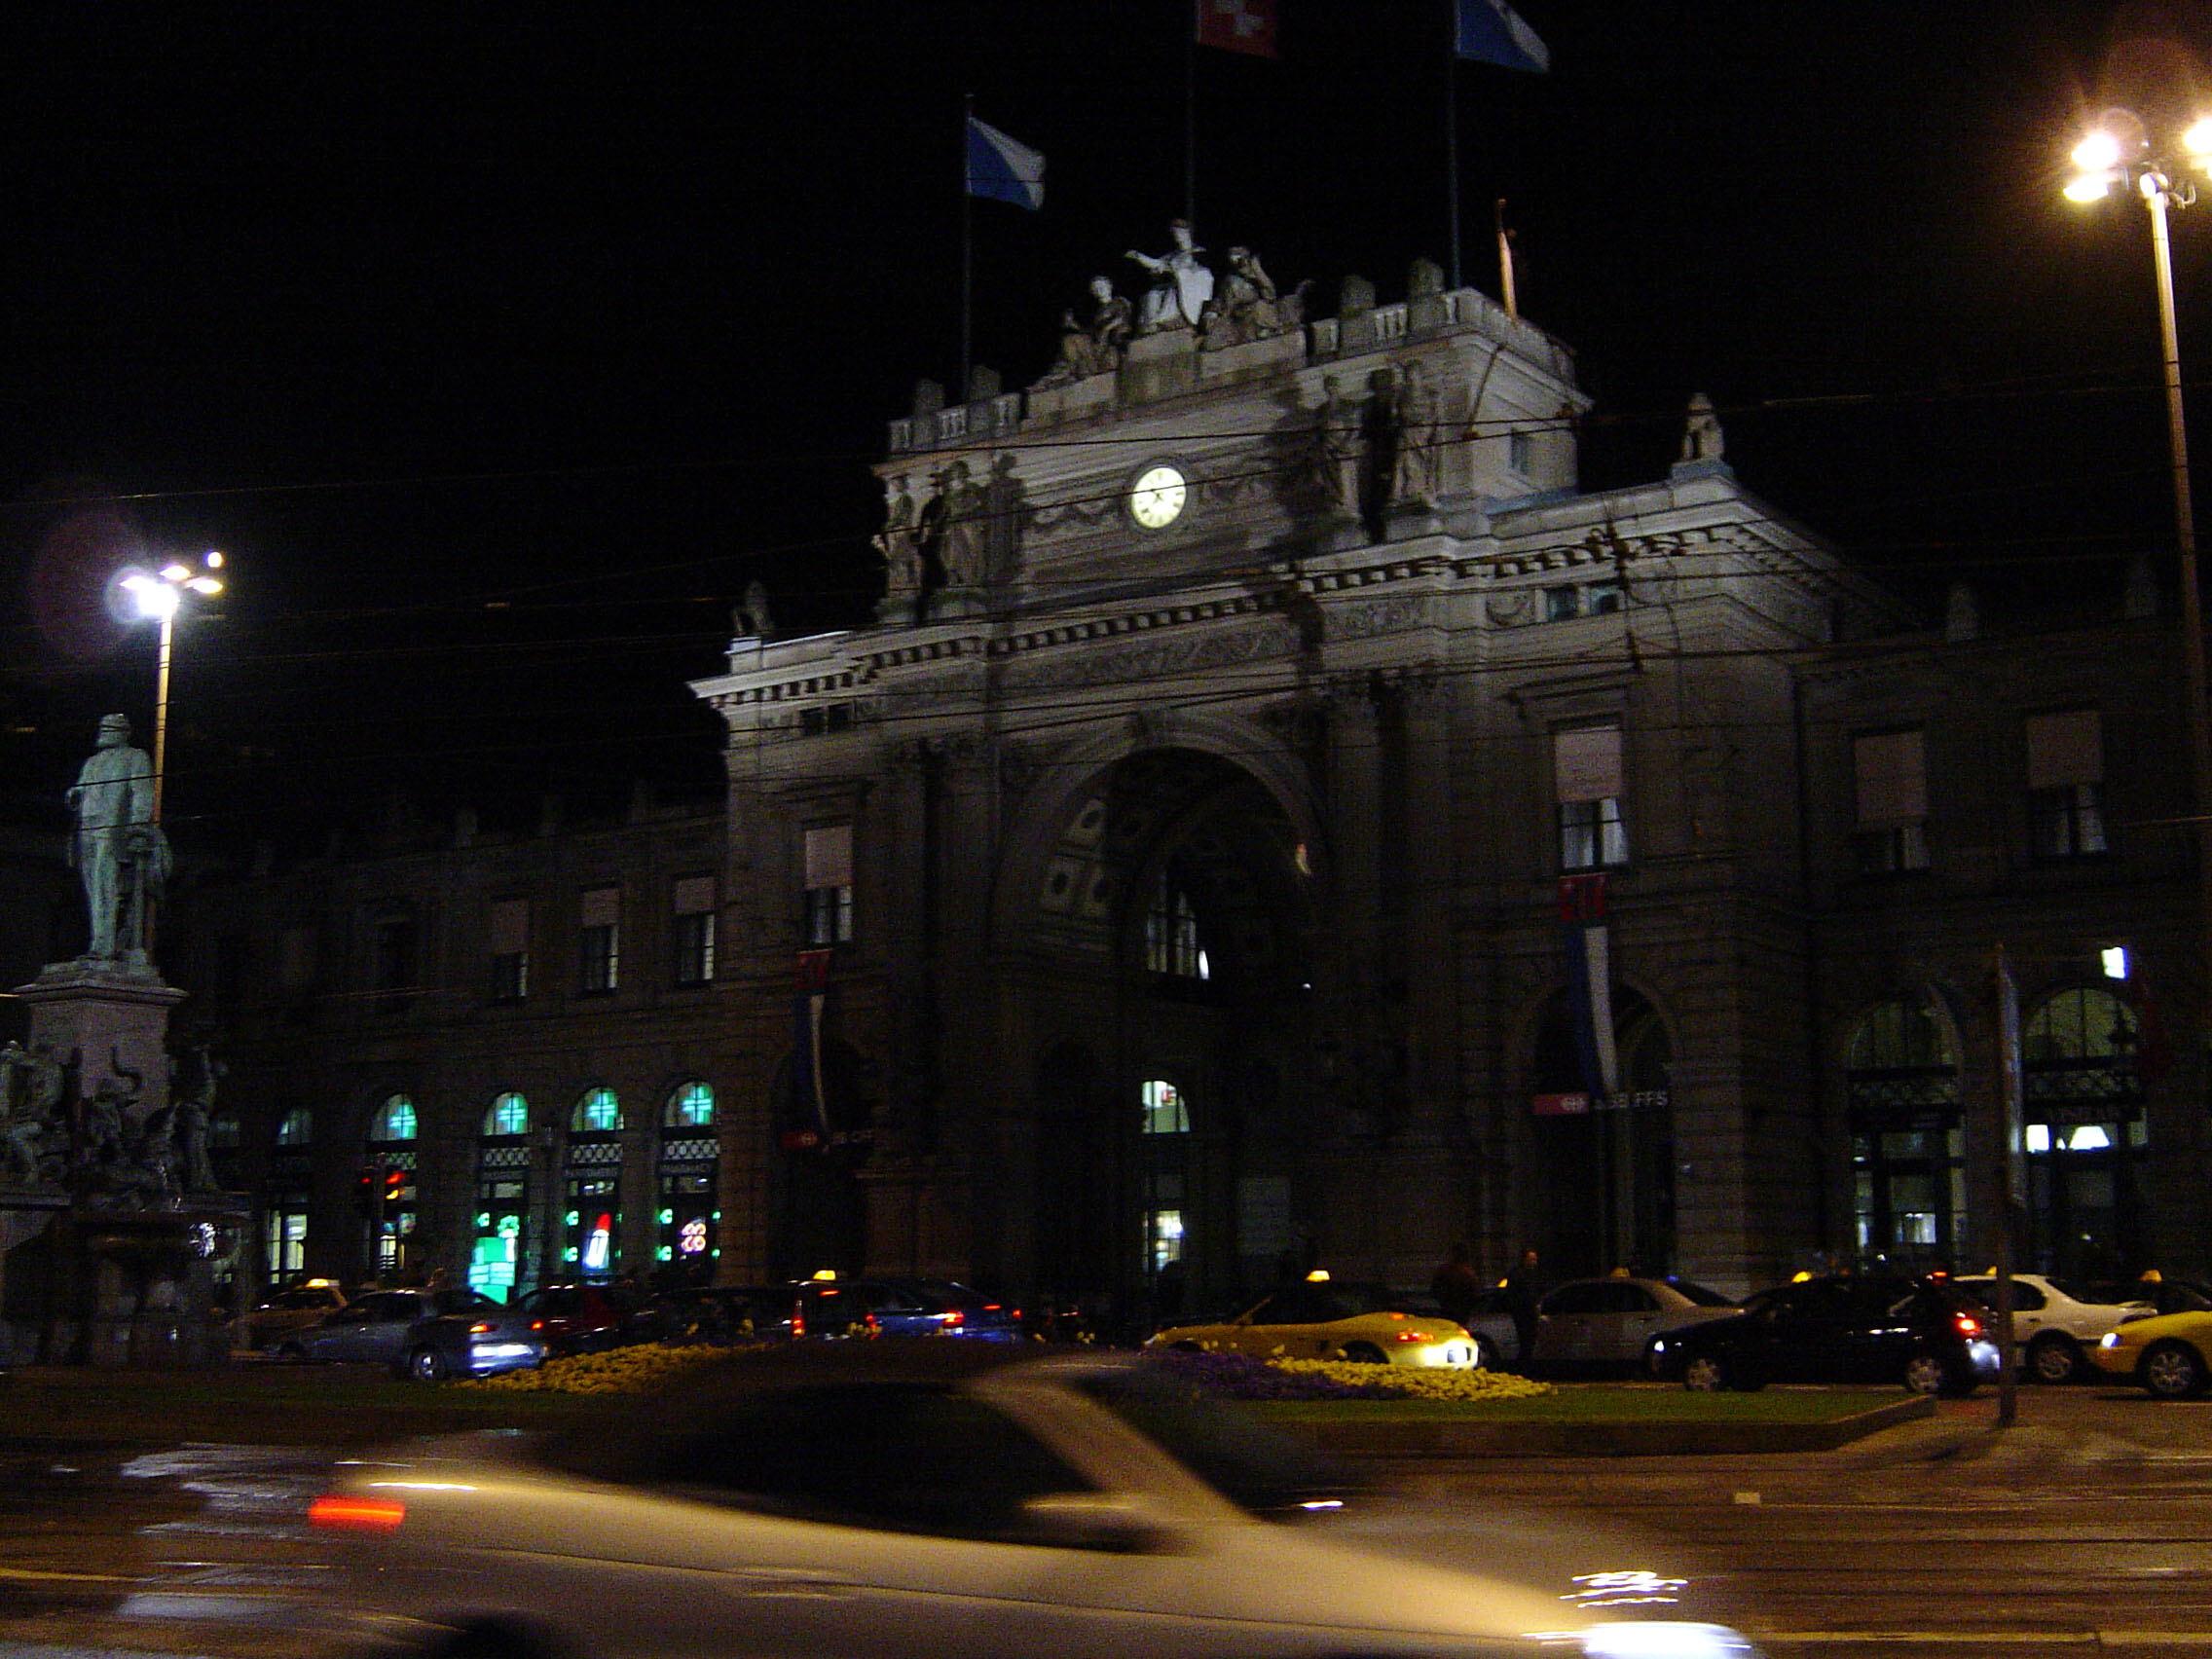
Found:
<box><xmin>2101</xmin><ymin>1331</ymin><xmax>2121</xmax><ymax>1348</ymax></box>
<box><xmin>1578</xmin><ymin>1622</ymin><xmax>1762</xmax><ymax>1659</ymax></box>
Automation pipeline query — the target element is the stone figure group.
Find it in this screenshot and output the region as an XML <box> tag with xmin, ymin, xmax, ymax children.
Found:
<box><xmin>68</xmin><ymin>714</ymin><xmax>168</xmax><ymax>965</ymax></box>
<box><xmin>1304</xmin><ymin>363</ymin><xmax>1452</xmax><ymax>520</ymax></box>
<box><xmin>0</xmin><ymin>1037</ymin><xmax>223</xmax><ymax>1203</ymax></box>
<box><xmin>1200</xmin><ymin>246</ymin><xmax>1308</xmax><ymax>350</ymax></box>
<box><xmin>1038</xmin><ymin>276</ymin><xmax>1134</xmax><ymax>387</ymax></box>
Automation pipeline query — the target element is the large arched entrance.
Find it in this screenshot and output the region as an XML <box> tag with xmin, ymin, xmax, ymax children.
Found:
<box><xmin>1020</xmin><ymin>747</ymin><xmax>1317</xmax><ymax>1327</ymax></box>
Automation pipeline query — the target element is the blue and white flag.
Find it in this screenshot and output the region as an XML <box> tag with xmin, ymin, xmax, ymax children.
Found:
<box><xmin>966</xmin><ymin>116</ymin><xmax>1046</xmax><ymax>210</ymax></box>
<box><xmin>1560</xmin><ymin>874</ymin><xmax>1617</xmax><ymax>1101</ymax></box>
<box><xmin>1456</xmin><ymin>0</ymin><xmax>1549</xmax><ymax>73</ymax></box>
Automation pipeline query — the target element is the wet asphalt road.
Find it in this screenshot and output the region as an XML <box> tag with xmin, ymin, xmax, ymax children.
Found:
<box><xmin>6</xmin><ymin>1383</ymin><xmax>2212</xmax><ymax>1658</ymax></box>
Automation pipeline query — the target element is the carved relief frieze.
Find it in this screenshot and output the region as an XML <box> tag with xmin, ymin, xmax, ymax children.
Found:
<box><xmin>1001</xmin><ymin>619</ymin><xmax>1297</xmax><ymax>690</ymax></box>
<box><xmin>1327</xmin><ymin>595</ymin><xmax>1431</xmax><ymax>640</ymax></box>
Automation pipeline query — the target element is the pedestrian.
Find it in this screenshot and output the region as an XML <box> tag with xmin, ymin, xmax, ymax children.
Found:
<box><xmin>1430</xmin><ymin>1242</ymin><xmax>1481</xmax><ymax>1327</ymax></box>
<box><xmin>1501</xmin><ymin>1246</ymin><xmax>1543</xmax><ymax>1370</ymax></box>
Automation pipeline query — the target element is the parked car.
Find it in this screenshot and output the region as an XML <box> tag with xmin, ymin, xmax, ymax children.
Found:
<box><xmin>515</xmin><ymin>1281</ymin><xmax>645</xmax><ymax>1356</ymax></box>
<box><xmin>1530</xmin><ymin>1276</ymin><xmax>1738</xmax><ymax>1374</ymax></box>
<box><xmin>277</xmin><ymin>1286</ymin><xmax>502</xmax><ymax>1368</ymax></box>
<box><xmin>397</xmin><ymin>1303</ymin><xmax>549</xmax><ymax>1382</ymax></box>
<box><xmin>2091</xmin><ymin>1306</ymin><xmax>2212</xmax><ymax>1397</ymax></box>
<box><xmin>1949</xmin><ymin>1272</ymin><xmax>2154</xmax><ymax>1383</ymax></box>
<box><xmin>1648</xmin><ymin>1272</ymin><xmax>2003</xmax><ymax>1396</ymax></box>
<box><xmin>1149</xmin><ymin>1273</ymin><xmax>1477</xmax><ymax>1368</ymax></box>
<box><xmin>2083</xmin><ymin>1275</ymin><xmax>2212</xmax><ymax>1317</ymax></box>
<box><xmin>792</xmin><ymin>1275</ymin><xmax>1023</xmax><ymax>1342</ymax></box>
<box><xmin>308</xmin><ymin>1343</ymin><xmax>1761</xmax><ymax>1659</ymax></box>
<box><xmin>233</xmin><ymin>1279</ymin><xmax>348</xmax><ymax>1351</ymax></box>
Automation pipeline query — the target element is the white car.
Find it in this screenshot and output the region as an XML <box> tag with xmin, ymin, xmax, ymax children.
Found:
<box><xmin>1532</xmin><ymin>1277</ymin><xmax>1739</xmax><ymax>1373</ymax></box>
<box><xmin>309</xmin><ymin>1343</ymin><xmax>1761</xmax><ymax>1659</ymax></box>
<box><xmin>1949</xmin><ymin>1274</ymin><xmax>2155</xmax><ymax>1383</ymax></box>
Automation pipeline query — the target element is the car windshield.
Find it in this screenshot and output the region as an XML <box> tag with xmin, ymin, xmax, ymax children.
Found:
<box><xmin>1669</xmin><ymin>1280</ymin><xmax>1735</xmax><ymax>1308</ymax></box>
<box><xmin>1080</xmin><ymin>1366</ymin><xmax>1376</xmax><ymax>1520</ymax></box>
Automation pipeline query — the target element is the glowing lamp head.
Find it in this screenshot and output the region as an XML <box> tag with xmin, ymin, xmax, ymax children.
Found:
<box><xmin>2064</xmin><ymin>170</ymin><xmax>2120</xmax><ymax>203</ymax></box>
<box><xmin>122</xmin><ymin>573</ymin><xmax>181</xmax><ymax>620</ymax></box>
<box><xmin>2185</xmin><ymin>120</ymin><xmax>2212</xmax><ymax>159</ymax></box>
<box><xmin>2073</xmin><ymin>130</ymin><xmax>2125</xmax><ymax>172</ymax></box>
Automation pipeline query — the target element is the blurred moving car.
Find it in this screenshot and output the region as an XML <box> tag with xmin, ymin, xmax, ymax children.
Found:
<box><xmin>515</xmin><ymin>1282</ymin><xmax>645</xmax><ymax>1356</ymax></box>
<box><xmin>1149</xmin><ymin>1273</ymin><xmax>1477</xmax><ymax>1368</ymax></box>
<box><xmin>1648</xmin><ymin>1272</ymin><xmax>2001</xmax><ymax>1396</ymax></box>
<box><xmin>399</xmin><ymin>1304</ymin><xmax>549</xmax><ymax>1382</ymax></box>
<box><xmin>792</xmin><ymin>1274</ymin><xmax>1022</xmax><ymax>1342</ymax></box>
<box><xmin>644</xmin><ymin>1284</ymin><xmax>797</xmax><ymax>1346</ymax></box>
<box><xmin>1949</xmin><ymin>1273</ymin><xmax>2154</xmax><ymax>1383</ymax></box>
<box><xmin>309</xmin><ymin>1343</ymin><xmax>1762</xmax><ymax>1659</ymax></box>
<box><xmin>1530</xmin><ymin>1277</ymin><xmax>1737</xmax><ymax>1374</ymax></box>
<box><xmin>2091</xmin><ymin>1306</ymin><xmax>2212</xmax><ymax>1397</ymax></box>
<box><xmin>278</xmin><ymin>1287</ymin><xmax>501</xmax><ymax>1368</ymax></box>
<box><xmin>233</xmin><ymin>1279</ymin><xmax>348</xmax><ymax>1351</ymax></box>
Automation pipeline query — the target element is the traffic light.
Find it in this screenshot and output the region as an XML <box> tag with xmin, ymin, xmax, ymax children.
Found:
<box><xmin>354</xmin><ymin>1164</ymin><xmax>379</xmax><ymax>1217</ymax></box>
<box><xmin>384</xmin><ymin>1166</ymin><xmax>406</xmax><ymax>1205</ymax></box>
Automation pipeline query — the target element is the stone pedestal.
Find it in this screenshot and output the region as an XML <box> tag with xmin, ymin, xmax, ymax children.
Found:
<box><xmin>18</xmin><ymin>960</ymin><xmax>186</xmax><ymax>1111</ymax></box>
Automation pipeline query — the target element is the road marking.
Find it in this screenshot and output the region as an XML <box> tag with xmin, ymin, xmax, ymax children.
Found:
<box><xmin>0</xmin><ymin>1567</ymin><xmax>133</xmax><ymax>1584</ymax></box>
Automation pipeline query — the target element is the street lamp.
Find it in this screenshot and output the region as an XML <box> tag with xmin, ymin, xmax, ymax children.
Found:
<box><xmin>2065</xmin><ymin>111</ymin><xmax>2212</xmax><ymax>1028</ymax></box>
<box><xmin>119</xmin><ymin>551</ymin><xmax>224</xmax><ymax>825</ymax></box>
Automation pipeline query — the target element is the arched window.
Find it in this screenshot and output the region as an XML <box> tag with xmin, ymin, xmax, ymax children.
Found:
<box><xmin>370</xmin><ymin>1093</ymin><xmax>418</xmax><ymax>1141</ymax></box>
<box><xmin>2019</xmin><ymin>986</ymin><xmax>2148</xmax><ymax>1280</ymax></box>
<box><xmin>483</xmin><ymin>1091</ymin><xmax>530</xmax><ymax>1137</ymax></box>
<box><xmin>1845</xmin><ymin>996</ymin><xmax>1963</xmax><ymax>1270</ymax></box>
<box><xmin>1140</xmin><ymin>1078</ymin><xmax>1188</xmax><ymax>1134</ymax></box>
<box><xmin>275</xmin><ymin>1108</ymin><xmax>313</xmax><ymax>1147</ymax></box>
<box><xmin>267</xmin><ymin>1108</ymin><xmax>313</xmax><ymax>1280</ymax></box>
<box><xmin>571</xmin><ymin>1088</ymin><xmax>623</xmax><ymax>1133</ymax></box>
<box><xmin>1138</xmin><ymin>1079</ymin><xmax>1188</xmax><ymax>1273</ymax></box>
<box><xmin>658</xmin><ymin>1082</ymin><xmax>718</xmax><ymax>1277</ymax></box>
<box><xmin>473</xmin><ymin>1091</ymin><xmax>533</xmax><ymax>1302</ymax></box>
<box><xmin>664</xmin><ymin>1081</ymin><xmax>715</xmax><ymax>1128</ymax></box>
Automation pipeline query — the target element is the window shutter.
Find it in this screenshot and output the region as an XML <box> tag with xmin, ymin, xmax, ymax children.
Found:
<box><xmin>1854</xmin><ymin>730</ymin><xmax>1927</xmax><ymax>825</ymax></box>
<box><xmin>1554</xmin><ymin>725</ymin><xmax>1623</xmax><ymax>804</ymax></box>
<box><xmin>490</xmin><ymin>900</ymin><xmax>529</xmax><ymax>953</ymax></box>
<box><xmin>2026</xmin><ymin>710</ymin><xmax>2102</xmax><ymax>791</ymax></box>
<box><xmin>804</xmin><ymin>824</ymin><xmax>854</xmax><ymax>889</ymax></box>
<box><xmin>579</xmin><ymin>887</ymin><xmax>620</xmax><ymax>928</ymax></box>
<box><xmin>672</xmin><ymin>876</ymin><xmax>716</xmax><ymax>914</ymax></box>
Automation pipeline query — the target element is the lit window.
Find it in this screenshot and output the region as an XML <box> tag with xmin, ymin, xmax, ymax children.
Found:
<box><xmin>2027</xmin><ymin>711</ymin><xmax>2106</xmax><ymax>860</ymax></box>
<box><xmin>370</xmin><ymin>1093</ymin><xmax>417</xmax><ymax>1142</ymax></box>
<box><xmin>275</xmin><ymin>1108</ymin><xmax>313</xmax><ymax>1147</ymax></box>
<box><xmin>803</xmin><ymin>825</ymin><xmax>855</xmax><ymax>945</ymax></box>
<box><xmin>1853</xmin><ymin>729</ymin><xmax>1931</xmax><ymax>873</ymax></box>
<box><xmin>1556</xmin><ymin>724</ymin><xmax>1628</xmax><ymax>869</ymax></box>
<box><xmin>578</xmin><ymin>887</ymin><xmax>620</xmax><ymax>994</ymax></box>
<box><xmin>483</xmin><ymin>1091</ymin><xmax>530</xmax><ymax>1137</ymax></box>
<box><xmin>572</xmin><ymin>1088</ymin><xmax>622</xmax><ymax>1133</ymax></box>
<box><xmin>1141</xmin><ymin>1079</ymin><xmax>1188</xmax><ymax>1135</ymax></box>
<box><xmin>1145</xmin><ymin>872</ymin><xmax>1208</xmax><ymax>978</ymax></box>
<box><xmin>665</xmin><ymin>1082</ymin><xmax>715</xmax><ymax>1128</ymax></box>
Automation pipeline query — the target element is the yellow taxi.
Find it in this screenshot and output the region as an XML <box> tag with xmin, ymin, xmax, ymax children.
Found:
<box><xmin>2091</xmin><ymin>1307</ymin><xmax>2212</xmax><ymax>1397</ymax></box>
<box><xmin>1147</xmin><ymin>1271</ymin><xmax>1478</xmax><ymax>1368</ymax></box>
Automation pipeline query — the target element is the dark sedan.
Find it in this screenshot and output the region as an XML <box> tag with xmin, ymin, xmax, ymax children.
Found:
<box><xmin>277</xmin><ymin>1287</ymin><xmax>501</xmax><ymax>1368</ymax></box>
<box><xmin>792</xmin><ymin>1274</ymin><xmax>1022</xmax><ymax>1341</ymax></box>
<box><xmin>1647</xmin><ymin>1272</ymin><xmax>2003</xmax><ymax>1396</ymax></box>
<box><xmin>398</xmin><ymin>1301</ymin><xmax>549</xmax><ymax>1382</ymax></box>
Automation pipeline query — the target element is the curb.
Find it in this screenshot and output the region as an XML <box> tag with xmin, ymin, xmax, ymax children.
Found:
<box><xmin>1299</xmin><ymin>1396</ymin><xmax>1936</xmax><ymax>1456</ymax></box>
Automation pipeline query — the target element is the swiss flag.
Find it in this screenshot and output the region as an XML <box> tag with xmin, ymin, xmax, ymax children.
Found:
<box><xmin>1195</xmin><ymin>0</ymin><xmax>1277</xmax><ymax>57</ymax></box>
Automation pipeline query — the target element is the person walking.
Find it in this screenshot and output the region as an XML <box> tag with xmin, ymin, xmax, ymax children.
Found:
<box><xmin>1501</xmin><ymin>1247</ymin><xmax>1544</xmax><ymax>1371</ymax></box>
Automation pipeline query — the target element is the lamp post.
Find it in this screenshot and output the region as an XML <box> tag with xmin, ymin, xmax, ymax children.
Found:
<box><xmin>119</xmin><ymin>551</ymin><xmax>225</xmax><ymax>825</ymax></box>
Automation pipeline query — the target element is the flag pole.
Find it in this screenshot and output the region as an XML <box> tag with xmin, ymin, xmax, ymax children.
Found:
<box><xmin>1185</xmin><ymin>4</ymin><xmax>1198</xmax><ymax>225</ymax></box>
<box><xmin>1445</xmin><ymin>0</ymin><xmax>1461</xmax><ymax>290</ymax></box>
<box><xmin>961</xmin><ymin>91</ymin><xmax>975</xmax><ymax>405</ymax></box>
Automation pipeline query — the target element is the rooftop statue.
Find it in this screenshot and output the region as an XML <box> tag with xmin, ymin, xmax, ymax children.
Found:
<box><xmin>1681</xmin><ymin>392</ymin><xmax>1725</xmax><ymax>462</ymax></box>
<box><xmin>874</xmin><ymin>473</ymin><xmax>923</xmax><ymax>597</ymax></box>
<box><xmin>734</xmin><ymin>579</ymin><xmax>776</xmax><ymax>642</ymax></box>
<box><xmin>1125</xmin><ymin>220</ymin><xmax>1214</xmax><ymax>332</ymax></box>
<box><xmin>67</xmin><ymin>714</ymin><xmax>166</xmax><ymax>966</ymax></box>
<box><xmin>1035</xmin><ymin>276</ymin><xmax>1134</xmax><ymax>387</ymax></box>
<box><xmin>1390</xmin><ymin>362</ymin><xmax>1443</xmax><ymax>507</ymax></box>
<box><xmin>1201</xmin><ymin>246</ymin><xmax>1308</xmax><ymax>349</ymax></box>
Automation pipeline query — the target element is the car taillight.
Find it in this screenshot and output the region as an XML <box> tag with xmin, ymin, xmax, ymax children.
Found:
<box><xmin>468</xmin><ymin>1322</ymin><xmax>494</xmax><ymax>1336</ymax></box>
<box><xmin>1955</xmin><ymin>1313</ymin><xmax>1982</xmax><ymax>1338</ymax></box>
<box><xmin>940</xmin><ymin>1309</ymin><xmax>964</xmax><ymax>1329</ymax></box>
<box><xmin>530</xmin><ymin>1319</ymin><xmax>545</xmax><ymax>1331</ymax></box>
<box><xmin>792</xmin><ymin>1312</ymin><xmax>806</xmax><ymax>1338</ymax></box>
<box><xmin>863</xmin><ymin>1313</ymin><xmax>880</xmax><ymax>1334</ymax></box>
<box><xmin>310</xmin><ymin>1494</ymin><xmax>404</xmax><ymax>1532</ymax></box>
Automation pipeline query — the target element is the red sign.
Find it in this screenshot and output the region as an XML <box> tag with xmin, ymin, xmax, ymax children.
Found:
<box><xmin>794</xmin><ymin>949</ymin><xmax>833</xmax><ymax>993</ymax></box>
<box><xmin>1558</xmin><ymin>872</ymin><xmax>1608</xmax><ymax>923</ymax></box>
<box><xmin>1533</xmin><ymin>1092</ymin><xmax>1590</xmax><ymax>1117</ymax></box>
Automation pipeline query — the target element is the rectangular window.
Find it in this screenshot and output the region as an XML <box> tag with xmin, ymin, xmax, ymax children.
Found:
<box><xmin>673</xmin><ymin>875</ymin><xmax>716</xmax><ymax>985</ymax></box>
<box><xmin>1543</xmin><ymin>585</ymin><xmax>1581</xmax><ymax>622</ymax></box>
<box><xmin>2027</xmin><ymin>710</ymin><xmax>2107</xmax><ymax>860</ymax></box>
<box><xmin>1508</xmin><ymin>428</ymin><xmax>1533</xmax><ymax>476</ymax></box>
<box><xmin>1853</xmin><ymin>729</ymin><xmax>1931</xmax><ymax>873</ymax></box>
<box><xmin>1587</xmin><ymin>580</ymin><xmax>1625</xmax><ymax>615</ymax></box>
<box><xmin>803</xmin><ymin>825</ymin><xmax>855</xmax><ymax>945</ymax></box>
<box><xmin>1555</xmin><ymin>725</ymin><xmax>1628</xmax><ymax>869</ymax></box>
<box><xmin>489</xmin><ymin>899</ymin><xmax>530</xmax><ymax>1002</ymax></box>
<box><xmin>578</xmin><ymin>886</ymin><xmax>620</xmax><ymax>994</ymax></box>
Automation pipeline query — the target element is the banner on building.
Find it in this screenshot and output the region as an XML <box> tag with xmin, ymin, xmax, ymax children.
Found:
<box><xmin>1560</xmin><ymin>872</ymin><xmax>1617</xmax><ymax>1100</ymax></box>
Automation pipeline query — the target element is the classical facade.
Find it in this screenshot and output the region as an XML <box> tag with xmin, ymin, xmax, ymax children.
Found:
<box><xmin>166</xmin><ymin>248</ymin><xmax>2211</xmax><ymax>1315</ymax></box>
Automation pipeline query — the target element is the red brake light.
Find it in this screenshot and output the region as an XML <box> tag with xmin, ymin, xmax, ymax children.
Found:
<box><xmin>310</xmin><ymin>1494</ymin><xmax>405</xmax><ymax>1532</ymax></box>
<box><xmin>941</xmin><ymin>1309</ymin><xmax>964</xmax><ymax>1329</ymax></box>
<box><xmin>468</xmin><ymin>1322</ymin><xmax>494</xmax><ymax>1336</ymax></box>
<box><xmin>792</xmin><ymin>1312</ymin><xmax>806</xmax><ymax>1338</ymax></box>
<box><xmin>1955</xmin><ymin>1313</ymin><xmax>1982</xmax><ymax>1338</ymax></box>
<box><xmin>530</xmin><ymin>1319</ymin><xmax>545</xmax><ymax>1331</ymax></box>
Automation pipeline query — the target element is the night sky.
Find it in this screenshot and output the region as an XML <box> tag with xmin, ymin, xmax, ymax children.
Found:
<box><xmin>4</xmin><ymin>2</ymin><xmax>2209</xmax><ymax>856</ymax></box>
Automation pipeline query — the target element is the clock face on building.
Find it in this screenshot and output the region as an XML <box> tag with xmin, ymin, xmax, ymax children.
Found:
<box><xmin>1128</xmin><ymin>463</ymin><xmax>1188</xmax><ymax>529</ymax></box>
